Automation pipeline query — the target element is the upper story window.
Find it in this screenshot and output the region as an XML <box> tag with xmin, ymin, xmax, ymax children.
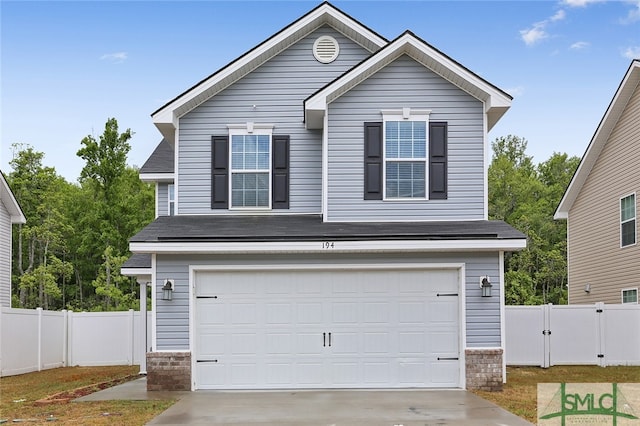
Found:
<box><xmin>622</xmin><ymin>288</ymin><xmax>638</xmax><ymax>304</ymax></box>
<box><xmin>621</xmin><ymin>193</ymin><xmax>636</xmax><ymax>247</ymax></box>
<box><xmin>168</xmin><ymin>184</ymin><xmax>175</xmax><ymax>216</ymax></box>
<box><xmin>363</xmin><ymin>110</ymin><xmax>447</xmax><ymax>201</ymax></box>
<box><xmin>384</xmin><ymin>120</ymin><xmax>427</xmax><ymax>199</ymax></box>
<box><xmin>383</xmin><ymin>109</ymin><xmax>430</xmax><ymax>200</ymax></box>
<box><xmin>231</xmin><ymin>134</ymin><xmax>271</xmax><ymax>208</ymax></box>
<box><xmin>211</xmin><ymin>123</ymin><xmax>289</xmax><ymax>210</ymax></box>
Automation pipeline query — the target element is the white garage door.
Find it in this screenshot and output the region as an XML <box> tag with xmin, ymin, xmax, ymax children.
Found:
<box><xmin>194</xmin><ymin>267</ymin><xmax>460</xmax><ymax>389</ymax></box>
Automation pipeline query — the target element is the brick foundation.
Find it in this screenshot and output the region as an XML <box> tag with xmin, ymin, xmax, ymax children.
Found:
<box><xmin>465</xmin><ymin>348</ymin><xmax>503</xmax><ymax>391</ymax></box>
<box><xmin>146</xmin><ymin>352</ymin><xmax>191</xmax><ymax>391</ymax></box>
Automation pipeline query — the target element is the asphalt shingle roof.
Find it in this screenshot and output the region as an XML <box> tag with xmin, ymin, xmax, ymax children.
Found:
<box><xmin>130</xmin><ymin>214</ymin><xmax>526</xmax><ymax>243</ymax></box>
<box><xmin>140</xmin><ymin>139</ymin><xmax>174</xmax><ymax>174</ymax></box>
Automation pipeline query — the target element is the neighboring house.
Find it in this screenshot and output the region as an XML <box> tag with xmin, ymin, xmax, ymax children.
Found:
<box><xmin>123</xmin><ymin>2</ymin><xmax>526</xmax><ymax>392</ymax></box>
<box><xmin>0</xmin><ymin>172</ymin><xmax>26</xmax><ymax>308</ymax></box>
<box><xmin>555</xmin><ymin>60</ymin><xmax>640</xmax><ymax>305</ymax></box>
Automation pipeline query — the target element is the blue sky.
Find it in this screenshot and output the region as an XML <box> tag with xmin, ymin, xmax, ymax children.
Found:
<box><xmin>2</xmin><ymin>0</ymin><xmax>639</xmax><ymax>182</ymax></box>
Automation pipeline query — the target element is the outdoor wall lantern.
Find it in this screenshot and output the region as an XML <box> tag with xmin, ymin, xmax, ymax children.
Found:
<box><xmin>162</xmin><ymin>279</ymin><xmax>174</xmax><ymax>301</ymax></box>
<box><xmin>584</xmin><ymin>283</ymin><xmax>591</xmax><ymax>293</ymax></box>
<box><xmin>480</xmin><ymin>276</ymin><xmax>492</xmax><ymax>297</ymax></box>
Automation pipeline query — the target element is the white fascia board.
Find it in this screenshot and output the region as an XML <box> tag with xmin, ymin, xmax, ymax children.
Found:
<box><xmin>555</xmin><ymin>61</ymin><xmax>640</xmax><ymax>219</ymax></box>
<box><xmin>139</xmin><ymin>173</ymin><xmax>175</xmax><ymax>183</ymax></box>
<box><xmin>120</xmin><ymin>268</ymin><xmax>151</xmax><ymax>279</ymax></box>
<box><xmin>130</xmin><ymin>238</ymin><xmax>527</xmax><ymax>254</ymax></box>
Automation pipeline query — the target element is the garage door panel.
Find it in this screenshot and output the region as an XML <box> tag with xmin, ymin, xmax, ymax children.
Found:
<box><xmin>363</xmin><ymin>332</ymin><xmax>391</xmax><ymax>354</ymax></box>
<box><xmin>398</xmin><ymin>302</ymin><xmax>426</xmax><ymax>324</ymax></box>
<box><xmin>194</xmin><ymin>268</ymin><xmax>461</xmax><ymax>389</ymax></box>
<box><xmin>362</xmin><ymin>302</ymin><xmax>390</xmax><ymax>323</ymax></box>
<box><xmin>398</xmin><ymin>331</ymin><xmax>427</xmax><ymax>354</ymax></box>
<box><xmin>231</xmin><ymin>303</ymin><xmax>257</xmax><ymax>324</ymax></box>
<box><xmin>265</xmin><ymin>362</ymin><xmax>293</xmax><ymax>385</ymax></box>
<box><xmin>296</xmin><ymin>333</ymin><xmax>324</xmax><ymax>354</ymax></box>
<box><xmin>431</xmin><ymin>360</ymin><xmax>459</xmax><ymax>386</ymax></box>
<box><xmin>331</xmin><ymin>332</ymin><xmax>358</xmax><ymax>354</ymax></box>
<box><xmin>363</xmin><ymin>361</ymin><xmax>391</xmax><ymax>384</ymax></box>
<box><xmin>331</xmin><ymin>302</ymin><xmax>359</xmax><ymax>323</ymax></box>
<box><xmin>430</xmin><ymin>331</ymin><xmax>459</xmax><ymax>354</ymax></box>
<box><xmin>266</xmin><ymin>303</ymin><xmax>292</xmax><ymax>324</ymax></box>
<box><xmin>265</xmin><ymin>333</ymin><xmax>293</xmax><ymax>355</ymax></box>
<box><xmin>297</xmin><ymin>303</ymin><xmax>323</xmax><ymax>324</ymax></box>
<box><xmin>296</xmin><ymin>361</ymin><xmax>324</xmax><ymax>386</ymax></box>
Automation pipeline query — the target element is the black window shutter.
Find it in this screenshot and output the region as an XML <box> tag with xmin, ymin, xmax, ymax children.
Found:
<box><xmin>429</xmin><ymin>122</ymin><xmax>448</xmax><ymax>200</ymax></box>
<box><xmin>364</xmin><ymin>122</ymin><xmax>383</xmax><ymax>200</ymax></box>
<box><xmin>272</xmin><ymin>135</ymin><xmax>290</xmax><ymax>209</ymax></box>
<box><xmin>211</xmin><ymin>135</ymin><xmax>229</xmax><ymax>209</ymax></box>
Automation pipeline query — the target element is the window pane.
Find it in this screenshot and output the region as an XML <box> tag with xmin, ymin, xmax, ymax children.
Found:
<box><xmin>385</xmin><ymin>121</ymin><xmax>426</xmax><ymax>160</ymax></box>
<box><xmin>231</xmin><ymin>172</ymin><xmax>269</xmax><ymax>207</ymax></box>
<box><xmin>621</xmin><ymin>195</ymin><xmax>636</xmax><ymax>222</ymax></box>
<box><xmin>623</xmin><ymin>289</ymin><xmax>638</xmax><ymax>304</ymax></box>
<box><xmin>385</xmin><ymin>161</ymin><xmax>425</xmax><ymax>198</ymax></box>
<box><xmin>622</xmin><ymin>220</ymin><xmax>636</xmax><ymax>246</ymax></box>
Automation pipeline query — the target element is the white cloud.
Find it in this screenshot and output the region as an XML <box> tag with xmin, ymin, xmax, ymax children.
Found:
<box><xmin>570</xmin><ymin>41</ymin><xmax>590</xmax><ymax>50</ymax></box>
<box><xmin>622</xmin><ymin>46</ymin><xmax>640</xmax><ymax>59</ymax></box>
<box><xmin>520</xmin><ymin>9</ymin><xmax>565</xmax><ymax>46</ymax></box>
<box><xmin>520</xmin><ymin>23</ymin><xmax>548</xmax><ymax>46</ymax></box>
<box><xmin>620</xmin><ymin>1</ymin><xmax>640</xmax><ymax>24</ymax></box>
<box><xmin>561</xmin><ymin>0</ymin><xmax>606</xmax><ymax>7</ymax></box>
<box><xmin>100</xmin><ymin>52</ymin><xmax>128</xmax><ymax>63</ymax></box>
<box><xmin>551</xmin><ymin>9</ymin><xmax>567</xmax><ymax>21</ymax></box>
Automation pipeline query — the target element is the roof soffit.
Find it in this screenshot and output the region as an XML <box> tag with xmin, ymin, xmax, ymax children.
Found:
<box><xmin>151</xmin><ymin>3</ymin><xmax>387</xmax><ymax>142</ymax></box>
<box><xmin>555</xmin><ymin>60</ymin><xmax>640</xmax><ymax>219</ymax></box>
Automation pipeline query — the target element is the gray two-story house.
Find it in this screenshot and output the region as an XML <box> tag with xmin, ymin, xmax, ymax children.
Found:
<box><xmin>124</xmin><ymin>2</ymin><xmax>526</xmax><ymax>392</ymax></box>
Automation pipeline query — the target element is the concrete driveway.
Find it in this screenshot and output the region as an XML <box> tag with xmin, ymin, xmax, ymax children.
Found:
<box><xmin>79</xmin><ymin>378</ymin><xmax>532</xmax><ymax>425</ymax></box>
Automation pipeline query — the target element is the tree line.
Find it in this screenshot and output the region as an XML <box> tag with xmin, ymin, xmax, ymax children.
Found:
<box><xmin>7</xmin><ymin>118</ymin><xmax>154</xmax><ymax>311</ymax></box>
<box><xmin>7</xmin><ymin>123</ymin><xmax>577</xmax><ymax>309</ymax></box>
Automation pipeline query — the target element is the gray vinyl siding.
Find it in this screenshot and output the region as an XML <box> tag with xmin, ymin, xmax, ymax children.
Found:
<box><xmin>157</xmin><ymin>183</ymin><xmax>169</xmax><ymax>217</ymax></box>
<box><xmin>568</xmin><ymin>81</ymin><xmax>640</xmax><ymax>304</ymax></box>
<box><xmin>177</xmin><ymin>26</ymin><xmax>371</xmax><ymax>215</ymax></box>
<box><xmin>154</xmin><ymin>252</ymin><xmax>501</xmax><ymax>350</ymax></box>
<box><xmin>0</xmin><ymin>200</ymin><xmax>11</xmax><ymax>308</ymax></box>
<box><xmin>327</xmin><ymin>55</ymin><xmax>485</xmax><ymax>221</ymax></box>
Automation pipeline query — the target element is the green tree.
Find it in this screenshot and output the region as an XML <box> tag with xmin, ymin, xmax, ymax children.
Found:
<box><xmin>488</xmin><ymin>136</ymin><xmax>579</xmax><ymax>305</ymax></box>
<box><xmin>8</xmin><ymin>145</ymin><xmax>74</xmax><ymax>308</ymax></box>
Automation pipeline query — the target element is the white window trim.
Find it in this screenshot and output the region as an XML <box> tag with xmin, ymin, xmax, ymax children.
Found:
<box><xmin>620</xmin><ymin>192</ymin><xmax>636</xmax><ymax>248</ymax></box>
<box><xmin>228</xmin><ymin>123</ymin><xmax>274</xmax><ymax>210</ymax></box>
<box><xmin>381</xmin><ymin>109</ymin><xmax>431</xmax><ymax>201</ymax></box>
<box><xmin>167</xmin><ymin>183</ymin><xmax>175</xmax><ymax>216</ymax></box>
<box><xmin>621</xmin><ymin>287</ymin><xmax>638</xmax><ymax>304</ymax></box>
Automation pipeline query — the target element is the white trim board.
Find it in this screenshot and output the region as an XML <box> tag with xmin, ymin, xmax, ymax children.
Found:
<box><xmin>131</xmin><ymin>239</ymin><xmax>527</xmax><ymax>254</ymax></box>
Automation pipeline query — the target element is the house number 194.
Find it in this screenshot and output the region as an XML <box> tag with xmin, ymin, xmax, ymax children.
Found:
<box><xmin>322</xmin><ymin>242</ymin><xmax>335</xmax><ymax>249</ymax></box>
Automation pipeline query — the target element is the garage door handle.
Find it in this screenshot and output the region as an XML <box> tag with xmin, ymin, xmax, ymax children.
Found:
<box><xmin>197</xmin><ymin>359</ymin><xmax>218</xmax><ymax>363</ymax></box>
<box><xmin>323</xmin><ymin>332</ymin><xmax>326</xmax><ymax>347</ymax></box>
<box><xmin>328</xmin><ymin>332</ymin><xmax>332</xmax><ymax>347</ymax></box>
<box><xmin>437</xmin><ymin>357</ymin><xmax>459</xmax><ymax>361</ymax></box>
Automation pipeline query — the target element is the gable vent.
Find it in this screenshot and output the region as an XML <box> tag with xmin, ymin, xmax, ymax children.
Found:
<box><xmin>313</xmin><ymin>36</ymin><xmax>340</xmax><ymax>64</ymax></box>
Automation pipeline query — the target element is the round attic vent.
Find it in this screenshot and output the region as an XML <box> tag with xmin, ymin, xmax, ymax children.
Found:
<box><xmin>313</xmin><ymin>36</ymin><xmax>340</xmax><ymax>64</ymax></box>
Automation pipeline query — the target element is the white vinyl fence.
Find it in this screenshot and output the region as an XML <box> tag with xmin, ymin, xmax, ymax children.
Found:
<box><xmin>0</xmin><ymin>308</ymin><xmax>151</xmax><ymax>377</ymax></box>
<box><xmin>506</xmin><ymin>303</ymin><xmax>640</xmax><ymax>367</ymax></box>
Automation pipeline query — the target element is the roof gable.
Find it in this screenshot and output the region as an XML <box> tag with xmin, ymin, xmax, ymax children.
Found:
<box><xmin>0</xmin><ymin>171</ymin><xmax>26</xmax><ymax>224</ymax></box>
<box><xmin>151</xmin><ymin>2</ymin><xmax>387</xmax><ymax>142</ymax></box>
<box><xmin>555</xmin><ymin>60</ymin><xmax>640</xmax><ymax>219</ymax></box>
<box><xmin>304</xmin><ymin>31</ymin><xmax>512</xmax><ymax>131</ymax></box>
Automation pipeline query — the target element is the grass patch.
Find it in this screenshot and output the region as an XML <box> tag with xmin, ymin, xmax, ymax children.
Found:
<box><xmin>0</xmin><ymin>366</ymin><xmax>174</xmax><ymax>425</ymax></box>
<box><xmin>472</xmin><ymin>365</ymin><xmax>640</xmax><ymax>423</ymax></box>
